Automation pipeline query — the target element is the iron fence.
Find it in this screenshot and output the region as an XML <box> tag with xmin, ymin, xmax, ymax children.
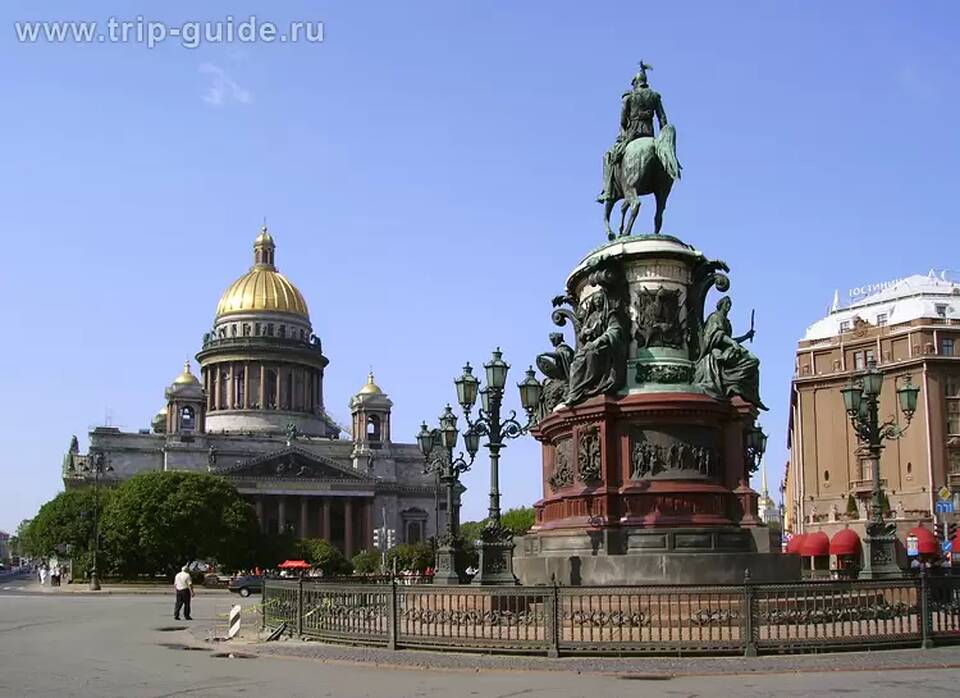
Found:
<box><xmin>262</xmin><ymin>573</ymin><xmax>960</xmax><ymax>657</ymax></box>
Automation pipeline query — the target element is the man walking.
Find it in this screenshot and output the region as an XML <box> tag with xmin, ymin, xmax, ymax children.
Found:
<box><xmin>173</xmin><ymin>565</ymin><xmax>194</xmax><ymax>621</ymax></box>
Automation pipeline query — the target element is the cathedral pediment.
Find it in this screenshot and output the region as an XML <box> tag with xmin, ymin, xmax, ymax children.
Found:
<box><xmin>216</xmin><ymin>446</ymin><xmax>371</xmax><ymax>481</ymax></box>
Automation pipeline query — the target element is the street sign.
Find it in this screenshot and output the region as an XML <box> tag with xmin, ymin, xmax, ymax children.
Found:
<box><xmin>906</xmin><ymin>534</ymin><xmax>919</xmax><ymax>557</ymax></box>
<box><xmin>938</xmin><ymin>486</ymin><xmax>952</xmax><ymax>501</ymax></box>
<box><xmin>936</xmin><ymin>500</ymin><xmax>956</xmax><ymax>514</ymax></box>
<box><xmin>943</xmin><ymin>539</ymin><xmax>953</xmax><ymax>554</ymax></box>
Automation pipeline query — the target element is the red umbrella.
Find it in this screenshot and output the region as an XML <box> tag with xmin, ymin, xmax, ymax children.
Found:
<box><xmin>277</xmin><ymin>559</ymin><xmax>312</xmax><ymax>570</ymax></box>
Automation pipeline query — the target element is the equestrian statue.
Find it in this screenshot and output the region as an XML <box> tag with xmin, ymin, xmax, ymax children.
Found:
<box><xmin>598</xmin><ymin>61</ymin><xmax>681</xmax><ymax>240</ymax></box>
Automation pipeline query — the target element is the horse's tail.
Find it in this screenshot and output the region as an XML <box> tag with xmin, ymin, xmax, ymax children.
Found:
<box><xmin>656</xmin><ymin>123</ymin><xmax>682</xmax><ymax>181</ymax></box>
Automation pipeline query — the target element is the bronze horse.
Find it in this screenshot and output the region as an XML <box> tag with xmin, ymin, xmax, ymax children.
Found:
<box><xmin>603</xmin><ymin>124</ymin><xmax>681</xmax><ymax>240</ymax></box>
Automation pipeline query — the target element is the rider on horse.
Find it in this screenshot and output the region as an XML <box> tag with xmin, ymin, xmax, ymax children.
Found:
<box><xmin>597</xmin><ymin>62</ymin><xmax>669</xmax><ymax>204</ymax></box>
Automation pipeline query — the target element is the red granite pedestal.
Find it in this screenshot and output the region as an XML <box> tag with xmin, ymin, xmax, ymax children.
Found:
<box><xmin>514</xmin><ymin>391</ymin><xmax>799</xmax><ymax>585</ymax></box>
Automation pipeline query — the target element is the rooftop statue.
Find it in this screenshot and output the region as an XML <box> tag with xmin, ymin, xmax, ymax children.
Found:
<box><xmin>598</xmin><ymin>62</ymin><xmax>681</xmax><ymax>239</ymax></box>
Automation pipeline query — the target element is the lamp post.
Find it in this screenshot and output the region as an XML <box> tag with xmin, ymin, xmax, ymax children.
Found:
<box><xmin>841</xmin><ymin>359</ymin><xmax>920</xmax><ymax>579</ymax></box>
<box><xmin>79</xmin><ymin>450</ymin><xmax>113</xmax><ymax>591</ymax></box>
<box><xmin>417</xmin><ymin>405</ymin><xmax>479</xmax><ymax>584</ymax></box>
<box><xmin>449</xmin><ymin>350</ymin><xmax>542</xmax><ymax>585</ymax></box>
<box><xmin>744</xmin><ymin>423</ymin><xmax>768</xmax><ymax>475</ymax></box>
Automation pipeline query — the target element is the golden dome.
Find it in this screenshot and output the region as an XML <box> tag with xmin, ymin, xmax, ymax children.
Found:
<box><xmin>357</xmin><ymin>371</ymin><xmax>384</xmax><ymax>395</ymax></box>
<box><xmin>173</xmin><ymin>360</ymin><xmax>199</xmax><ymax>385</ymax></box>
<box><xmin>215</xmin><ymin>227</ymin><xmax>310</xmax><ymax>320</ymax></box>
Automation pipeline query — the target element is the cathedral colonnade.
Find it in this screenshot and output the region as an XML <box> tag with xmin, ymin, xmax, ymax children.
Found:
<box><xmin>248</xmin><ymin>493</ymin><xmax>374</xmax><ymax>559</ymax></box>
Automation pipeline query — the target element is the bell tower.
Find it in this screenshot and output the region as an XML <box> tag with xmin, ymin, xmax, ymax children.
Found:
<box><xmin>350</xmin><ymin>372</ymin><xmax>393</xmax><ymax>463</ymax></box>
<box><xmin>165</xmin><ymin>361</ymin><xmax>206</xmax><ymax>436</ymax></box>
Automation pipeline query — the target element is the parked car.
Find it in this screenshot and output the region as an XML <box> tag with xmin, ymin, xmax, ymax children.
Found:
<box><xmin>228</xmin><ymin>575</ymin><xmax>263</xmax><ymax>597</ymax></box>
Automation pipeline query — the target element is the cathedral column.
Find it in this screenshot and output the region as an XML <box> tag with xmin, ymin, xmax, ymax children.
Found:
<box><xmin>275</xmin><ymin>365</ymin><xmax>283</xmax><ymax>410</ymax></box>
<box><xmin>299</xmin><ymin>496</ymin><xmax>309</xmax><ymax>539</ymax></box>
<box><xmin>344</xmin><ymin>498</ymin><xmax>355</xmax><ymax>559</ymax></box>
<box><xmin>321</xmin><ymin>497</ymin><xmax>331</xmax><ymax>541</ymax></box>
<box><xmin>213</xmin><ymin>366</ymin><xmax>221</xmax><ymax>411</ymax></box>
<box><xmin>364</xmin><ymin>499</ymin><xmax>374</xmax><ymax>552</ymax></box>
<box><xmin>227</xmin><ymin>363</ymin><xmax>234</xmax><ymax>409</ymax></box>
<box><xmin>244</xmin><ymin>361</ymin><xmax>251</xmax><ymax>409</ymax></box>
<box><xmin>255</xmin><ymin>497</ymin><xmax>265</xmax><ymax>533</ymax></box>
<box><xmin>259</xmin><ymin>362</ymin><xmax>266</xmax><ymax>410</ymax></box>
<box><xmin>277</xmin><ymin>496</ymin><xmax>287</xmax><ymax>534</ymax></box>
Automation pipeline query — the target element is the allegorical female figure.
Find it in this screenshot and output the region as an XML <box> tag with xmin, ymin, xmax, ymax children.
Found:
<box><xmin>694</xmin><ymin>296</ymin><xmax>766</xmax><ymax>409</ymax></box>
<box><xmin>564</xmin><ymin>269</ymin><xmax>628</xmax><ymax>405</ymax></box>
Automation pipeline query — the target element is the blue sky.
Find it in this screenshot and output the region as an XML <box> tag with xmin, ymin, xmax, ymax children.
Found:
<box><xmin>1</xmin><ymin>1</ymin><xmax>957</xmax><ymax>533</ymax></box>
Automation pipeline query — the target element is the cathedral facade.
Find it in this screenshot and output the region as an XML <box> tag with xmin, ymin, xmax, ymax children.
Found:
<box><xmin>62</xmin><ymin>227</ymin><xmax>440</xmax><ymax>557</ymax></box>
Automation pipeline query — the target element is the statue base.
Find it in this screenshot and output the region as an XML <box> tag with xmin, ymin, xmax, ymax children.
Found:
<box><xmin>515</xmin><ymin>526</ymin><xmax>799</xmax><ymax>585</ymax></box>
<box><xmin>521</xmin><ymin>233</ymin><xmax>799</xmax><ymax>585</ymax></box>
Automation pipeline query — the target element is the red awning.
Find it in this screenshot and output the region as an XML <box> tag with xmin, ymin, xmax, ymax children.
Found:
<box><xmin>953</xmin><ymin>529</ymin><xmax>960</xmax><ymax>552</ymax></box>
<box><xmin>907</xmin><ymin>526</ymin><xmax>939</xmax><ymax>556</ymax></box>
<box><xmin>800</xmin><ymin>531</ymin><xmax>830</xmax><ymax>557</ymax></box>
<box><xmin>278</xmin><ymin>559</ymin><xmax>312</xmax><ymax>570</ymax></box>
<box><xmin>785</xmin><ymin>534</ymin><xmax>806</xmax><ymax>555</ymax></box>
<box><xmin>830</xmin><ymin>528</ymin><xmax>862</xmax><ymax>557</ymax></box>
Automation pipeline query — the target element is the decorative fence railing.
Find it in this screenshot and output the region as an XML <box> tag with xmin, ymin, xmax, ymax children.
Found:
<box><xmin>262</xmin><ymin>573</ymin><xmax>960</xmax><ymax>657</ymax></box>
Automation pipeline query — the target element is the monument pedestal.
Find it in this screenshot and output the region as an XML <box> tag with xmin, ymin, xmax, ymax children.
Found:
<box><xmin>520</xmin><ymin>235</ymin><xmax>799</xmax><ymax>585</ymax></box>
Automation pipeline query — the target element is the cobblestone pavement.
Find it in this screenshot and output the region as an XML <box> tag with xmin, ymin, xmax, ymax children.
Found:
<box><xmin>1</xmin><ymin>588</ymin><xmax>959</xmax><ymax>697</ymax></box>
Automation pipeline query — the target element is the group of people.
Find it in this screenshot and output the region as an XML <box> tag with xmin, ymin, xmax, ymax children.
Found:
<box><xmin>36</xmin><ymin>562</ymin><xmax>66</xmax><ymax>587</ymax></box>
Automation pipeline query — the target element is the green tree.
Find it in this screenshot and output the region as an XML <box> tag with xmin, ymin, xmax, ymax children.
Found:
<box><xmin>254</xmin><ymin>531</ymin><xmax>300</xmax><ymax>569</ymax></box>
<box><xmin>351</xmin><ymin>549</ymin><xmax>381</xmax><ymax>574</ymax></box>
<box><xmin>21</xmin><ymin>489</ymin><xmax>108</xmax><ymax>576</ymax></box>
<box><xmin>386</xmin><ymin>542</ymin><xmax>435</xmax><ymax>573</ymax></box>
<box><xmin>298</xmin><ymin>538</ymin><xmax>351</xmax><ymax>575</ymax></box>
<box><xmin>500</xmin><ymin>507</ymin><xmax>536</xmax><ymax>536</ymax></box>
<box><xmin>103</xmin><ymin>471</ymin><xmax>258</xmax><ymax>577</ymax></box>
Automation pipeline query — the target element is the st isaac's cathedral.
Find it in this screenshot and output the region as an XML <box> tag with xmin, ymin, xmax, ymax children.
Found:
<box><xmin>62</xmin><ymin>227</ymin><xmax>439</xmax><ymax>557</ymax></box>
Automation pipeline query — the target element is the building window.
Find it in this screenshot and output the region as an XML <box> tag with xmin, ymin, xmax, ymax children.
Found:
<box><xmin>180</xmin><ymin>406</ymin><xmax>195</xmax><ymax>432</ymax></box>
<box><xmin>248</xmin><ymin>366</ymin><xmax>261</xmax><ymax>408</ymax></box>
<box><xmin>876</xmin><ymin>313</ymin><xmax>888</xmax><ymax>327</ymax></box>
<box><xmin>242</xmin><ymin>324</ymin><xmax>251</xmax><ymax>337</ymax></box>
<box><xmin>854</xmin><ymin>352</ymin><xmax>865</xmax><ymax>370</ymax></box>
<box><xmin>265</xmin><ymin>369</ymin><xmax>277</xmax><ymax>409</ymax></box>
<box><xmin>865</xmin><ymin>349</ymin><xmax>876</xmax><ymax>366</ymax></box>
<box><xmin>406</xmin><ymin>521</ymin><xmax>422</xmax><ymax>545</ymax></box>
<box><xmin>255</xmin><ymin>322</ymin><xmax>261</xmax><ymax>336</ymax></box>
<box><xmin>942</xmin><ymin>338</ymin><xmax>956</xmax><ymax>357</ymax></box>
<box><xmin>267</xmin><ymin>323</ymin><xmax>274</xmax><ymax>337</ymax></box>
<box><xmin>231</xmin><ymin>324</ymin><xmax>238</xmax><ymax>337</ymax></box>
<box><xmin>840</xmin><ymin>320</ymin><xmax>851</xmax><ymax>333</ymax></box>
<box><xmin>279</xmin><ymin>325</ymin><xmax>286</xmax><ymax>338</ymax></box>
<box><xmin>946</xmin><ymin>376</ymin><xmax>960</xmax><ymax>398</ymax></box>
<box><xmin>948</xmin><ymin>400</ymin><xmax>960</xmax><ymax>436</ymax></box>
<box><xmin>936</xmin><ymin>304</ymin><xmax>948</xmax><ymax>319</ymax></box>
<box><xmin>950</xmin><ymin>451</ymin><xmax>960</xmax><ymax>475</ymax></box>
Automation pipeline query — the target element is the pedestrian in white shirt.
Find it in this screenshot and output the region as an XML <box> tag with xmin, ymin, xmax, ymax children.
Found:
<box><xmin>173</xmin><ymin>566</ymin><xmax>194</xmax><ymax>621</ymax></box>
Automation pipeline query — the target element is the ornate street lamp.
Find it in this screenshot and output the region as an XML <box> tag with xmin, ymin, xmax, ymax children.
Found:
<box><xmin>448</xmin><ymin>349</ymin><xmax>541</xmax><ymax>585</ymax></box>
<box><xmin>744</xmin><ymin>423</ymin><xmax>768</xmax><ymax>474</ymax></box>
<box><xmin>841</xmin><ymin>359</ymin><xmax>919</xmax><ymax>579</ymax></box>
<box><xmin>78</xmin><ymin>450</ymin><xmax>113</xmax><ymax>591</ymax></box>
<box><xmin>418</xmin><ymin>409</ymin><xmax>478</xmax><ymax>584</ymax></box>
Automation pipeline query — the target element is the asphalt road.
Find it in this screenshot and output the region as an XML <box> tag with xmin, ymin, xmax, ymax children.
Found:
<box><xmin>1</xmin><ymin>578</ymin><xmax>959</xmax><ymax>697</ymax></box>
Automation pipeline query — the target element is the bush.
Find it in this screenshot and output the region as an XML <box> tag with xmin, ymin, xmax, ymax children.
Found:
<box><xmin>298</xmin><ymin>538</ymin><xmax>351</xmax><ymax>575</ymax></box>
<box><xmin>386</xmin><ymin>542</ymin><xmax>434</xmax><ymax>573</ymax></box>
<box><xmin>351</xmin><ymin>549</ymin><xmax>381</xmax><ymax>574</ymax></box>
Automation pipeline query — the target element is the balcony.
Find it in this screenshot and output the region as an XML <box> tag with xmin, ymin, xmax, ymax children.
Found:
<box><xmin>851</xmin><ymin>478</ymin><xmax>887</xmax><ymax>495</ymax></box>
<box><xmin>199</xmin><ymin>334</ymin><xmax>324</xmax><ymax>355</ymax></box>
